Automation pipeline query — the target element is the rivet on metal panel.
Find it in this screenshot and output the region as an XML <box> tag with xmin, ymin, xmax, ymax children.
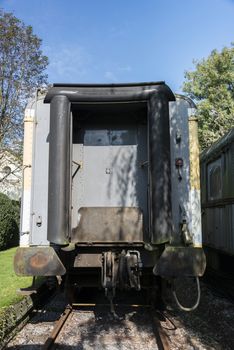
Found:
<box><xmin>176</xmin><ymin>131</ymin><xmax>182</xmax><ymax>144</ymax></box>
<box><xmin>140</xmin><ymin>160</ymin><xmax>149</xmax><ymax>168</ymax></box>
<box><xmin>36</xmin><ymin>215</ymin><xmax>42</xmax><ymax>227</ymax></box>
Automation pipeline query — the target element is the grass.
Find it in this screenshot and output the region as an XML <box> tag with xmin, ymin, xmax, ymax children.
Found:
<box><xmin>0</xmin><ymin>247</ymin><xmax>33</xmax><ymax>309</ymax></box>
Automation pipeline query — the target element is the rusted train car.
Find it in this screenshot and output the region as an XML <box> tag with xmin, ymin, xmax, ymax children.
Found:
<box><xmin>14</xmin><ymin>82</ymin><xmax>206</xmax><ymax>309</ymax></box>
<box><xmin>201</xmin><ymin>128</ymin><xmax>234</xmax><ymax>273</ymax></box>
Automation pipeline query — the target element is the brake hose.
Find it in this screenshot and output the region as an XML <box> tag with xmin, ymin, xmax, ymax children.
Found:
<box><xmin>172</xmin><ymin>276</ymin><xmax>201</xmax><ymax>312</ymax></box>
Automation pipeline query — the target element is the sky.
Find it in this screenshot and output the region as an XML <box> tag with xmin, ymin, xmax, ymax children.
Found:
<box><xmin>1</xmin><ymin>0</ymin><xmax>234</xmax><ymax>93</ymax></box>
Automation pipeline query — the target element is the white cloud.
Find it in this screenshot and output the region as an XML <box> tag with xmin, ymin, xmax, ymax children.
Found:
<box><xmin>44</xmin><ymin>44</ymin><xmax>91</xmax><ymax>82</ymax></box>
<box><xmin>104</xmin><ymin>71</ymin><xmax>118</xmax><ymax>82</ymax></box>
<box><xmin>118</xmin><ymin>65</ymin><xmax>132</xmax><ymax>72</ymax></box>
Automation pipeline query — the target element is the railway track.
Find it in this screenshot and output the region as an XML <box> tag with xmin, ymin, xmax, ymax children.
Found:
<box><xmin>41</xmin><ymin>301</ymin><xmax>173</xmax><ymax>350</ymax></box>
<box><xmin>7</xmin><ymin>283</ymin><xmax>234</xmax><ymax>349</ymax></box>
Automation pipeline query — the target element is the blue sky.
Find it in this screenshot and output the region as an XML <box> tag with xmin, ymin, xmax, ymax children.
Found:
<box><xmin>1</xmin><ymin>0</ymin><xmax>234</xmax><ymax>92</ymax></box>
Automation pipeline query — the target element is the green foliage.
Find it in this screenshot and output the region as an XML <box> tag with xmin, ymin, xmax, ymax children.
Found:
<box><xmin>0</xmin><ymin>193</ymin><xmax>20</xmax><ymax>250</ymax></box>
<box><xmin>0</xmin><ymin>247</ymin><xmax>33</xmax><ymax>309</ymax></box>
<box><xmin>183</xmin><ymin>44</ymin><xmax>234</xmax><ymax>149</ymax></box>
<box><xmin>0</xmin><ymin>10</ymin><xmax>48</xmax><ymax>151</ymax></box>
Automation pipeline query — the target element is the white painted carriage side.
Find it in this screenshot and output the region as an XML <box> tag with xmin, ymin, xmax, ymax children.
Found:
<box><xmin>20</xmin><ymin>93</ymin><xmax>51</xmax><ymax>246</ymax></box>
<box><xmin>169</xmin><ymin>98</ymin><xmax>202</xmax><ymax>247</ymax></box>
<box><xmin>188</xmin><ymin>109</ymin><xmax>202</xmax><ymax>247</ymax></box>
<box><xmin>30</xmin><ymin>97</ymin><xmax>50</xmax><ymax>245</ymax></box>
<box><xmin>169</xmin><ymin>98</ymin><xmax>191</xmax><ymax>244</ymax></box>
<box><xmin>20</xmin><ymin>104</ymin><xmax>35</xmax><ymax>246</ymax></box>
<box><xmin>190</xmin><ymin>189</ymin><xmax>202</xmax><ymax>246</ymax></box>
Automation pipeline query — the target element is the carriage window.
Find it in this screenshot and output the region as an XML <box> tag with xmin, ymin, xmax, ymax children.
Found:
<box><xmin>208</xmin><ymin>159</ymin><xmax>222</xmax><ymax>200</ymax></box>
<box><xmin>77</xmin><ymin>126</ymin><xmax>137</xmax><ymax>145</ymax></box>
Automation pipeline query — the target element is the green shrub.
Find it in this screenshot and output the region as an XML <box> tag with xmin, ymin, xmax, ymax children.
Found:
<box><xmin>0</xmin><ymin>193</ymin><xmax>20</xmax><ymax>250</ymax></box>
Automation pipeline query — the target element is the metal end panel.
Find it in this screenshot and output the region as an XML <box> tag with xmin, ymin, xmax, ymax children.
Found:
<box><xmin>74</xmin><ymin>254</ymin><xmax>103</xmax><ymax>268</ymax></box>
<box><xmin>14</xmin><ymin>247</ymin><xmax>66</xmax><ymax>276</ymax></box>
<box><xmin>149</xmin><ymin>93</ymin><xmax>172</xmax><ymax>244</ymax></box>
<box><xmin>71</xmin><ymin>207</ymin><xmax>143</xmax><ymax>242</ymax></box>
<box><xmin>45</xmin><ymin>84</ymin><xmax>175</xmax><ymax>247</ymax></box>
<box><xmin>153</xmin><ymin>246</ymin><xmax>206</xmax><ymax>277</ymax></box>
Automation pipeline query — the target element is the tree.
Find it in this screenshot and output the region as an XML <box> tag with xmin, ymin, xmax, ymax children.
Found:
<box><xmin>183</xmin><ymin>44</ymin><xmax>234</xmax><ymax>149</ymax></box>
<box><xmin>0</xmin><ymin>10</ymin><xmax>48</xmax><ymax>151</ymax></box>
<box><xmin>0</xmin><ymin>192</ymin><xmax>19</xmax><ymax>250</ymax></box>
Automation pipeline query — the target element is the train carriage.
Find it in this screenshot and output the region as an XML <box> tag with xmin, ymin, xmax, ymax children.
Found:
<box><xmin>14</xmin><ymin>82</ymin><xmax>206</xmax><ymax>308</ymax></box>
<box><xmin>200</xmin><ymin>128</ymin><xmax>234</xmax><ymax>273</ymax></box>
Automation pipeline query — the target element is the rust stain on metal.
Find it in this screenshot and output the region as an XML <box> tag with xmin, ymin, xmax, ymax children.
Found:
<box><xmin>14</xmin><ymin>247</ymin><xmax>66</xmax><ymax>276</ymax></box>
<box><xmin>29</xmin><ymin>252</ymin><xmax>49</xmax><ymax>269</ymax></box>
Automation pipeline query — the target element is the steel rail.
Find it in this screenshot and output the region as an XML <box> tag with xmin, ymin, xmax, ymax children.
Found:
<box><xmin>72</xmin><ymin>302</ymin><xmax>151</xmax><ymax>308</ymax></box>
<box><xmin>151</xmin><ymin>311</ymin><xmax>171</xmax><ymax>350</ymax></box>
<box><xmin>42</xmin><ymin>305</ymin><xmax>72</xmax><ymax>350</ymax></box>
